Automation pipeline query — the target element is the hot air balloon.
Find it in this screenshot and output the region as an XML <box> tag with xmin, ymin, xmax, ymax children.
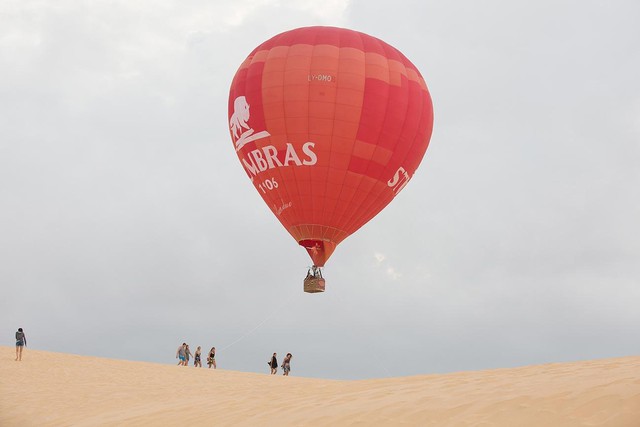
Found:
<box><xmin>228</xmin><ymin>26</ymin><xmax>434</xmax><ymax>292</ymax></box>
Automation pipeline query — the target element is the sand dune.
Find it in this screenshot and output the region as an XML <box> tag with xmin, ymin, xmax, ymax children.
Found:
<box><xmin>1</xmin><ymin>346</ymin><xmax>639</xmax><ymax>426</ymax></box>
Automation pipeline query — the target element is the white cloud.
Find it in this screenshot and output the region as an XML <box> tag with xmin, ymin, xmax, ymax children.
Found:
<box><xmin>386</xmin><ymin>267</ymin><xmax>402</xmax><ymax>281</ymax></box>
<box><xmin>373</xmin><ymin>252</ymin><xmax>402</xmax><ymax>280</ymax></box>
<box><xmin>185</xmin><ymin>0</ymin><xmax>351</xmax><ymax>30</ymax></box>
<box><xmin>291</xmin><ymin>0</ymin><xmax>350</xmax><ymax>21</ymax></box>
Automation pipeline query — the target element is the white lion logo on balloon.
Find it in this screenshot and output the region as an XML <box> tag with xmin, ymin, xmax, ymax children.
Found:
<box><xmin>230</xmin><ymin>96</ymin><xmax>270</xmax><ymax>152</ymax></box>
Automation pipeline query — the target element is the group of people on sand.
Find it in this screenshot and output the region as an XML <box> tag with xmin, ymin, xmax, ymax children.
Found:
<box><xmin>13</xmin><ymin>328</ymin><xmax>293</xmax><ymax>376</ymax></box>
<box><xmin>175</xmin><ymin>344</ymin><xmax>293</xmax><ymax>376</ymax></box>
<box><xmin>176</xmin><ymin>343</ymin><xmax>216</xmax><ymax>369</ymax></box>
<box><xmin>268</xmin><ymin>352</ymin><xmax>293</xmax><ymax>376</ymax></box>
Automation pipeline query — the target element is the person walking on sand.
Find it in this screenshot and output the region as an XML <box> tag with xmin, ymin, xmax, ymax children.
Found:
<box><xmin>15</xmin><ymin>328</ymin><xmax>27</xmax><ymax>361</ymax></box>
<box><xmin>268</xmin><ymin>352</ymin><xmax>278</xmax><ymax>375</ymax></box>
<box><xmin>194</xmin><ymin>346</ymin><xmax>202</xmax><ymax>367</ymax></box>
<box><xmin>185</xmin><ymin>344</ymin><xmax>193</xmax><ymax>365</ymax></box>
<box><xmin>207</xmin><ymin>347</ymin><xmax>216</xmax><ymax>369</ymax></box>
<box><xmin>176</xmin><ymin>343</ymin><xmax>187</xmax><ymax>366</ymax></box>
<box><xmin>281</xmin><ymin>353</ymin><xmax>292</xmax><ymax>376</ymax></box>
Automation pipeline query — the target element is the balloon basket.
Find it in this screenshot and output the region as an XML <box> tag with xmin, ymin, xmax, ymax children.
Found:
<box><xmin>304</xmin><ymin>267</ymin><xmax>325</xmax><ymax>293</ymax></box>
<box><xmin>304</xmin><ymin>276</ymin><xmax>325</xmax><ymax>293</ymax></box>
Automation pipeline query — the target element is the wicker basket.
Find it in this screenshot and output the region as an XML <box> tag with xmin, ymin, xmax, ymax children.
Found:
<box><xmin>304</xmin><ymin>276</ymin><xmax>325</xmax><ymax>293</ymax></box>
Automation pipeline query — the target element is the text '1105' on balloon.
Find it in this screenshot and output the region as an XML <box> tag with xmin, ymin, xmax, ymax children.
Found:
<box><xmin>227</xmin><ymin>26</ymin><xmax>434</xmax><ymax>293</ymax></box>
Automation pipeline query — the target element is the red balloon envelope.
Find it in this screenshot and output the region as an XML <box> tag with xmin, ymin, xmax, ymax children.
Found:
<box><xmin>228</xmin><ymin>26</ymin><xmax>434</xmax><ymax>269</ymax></box>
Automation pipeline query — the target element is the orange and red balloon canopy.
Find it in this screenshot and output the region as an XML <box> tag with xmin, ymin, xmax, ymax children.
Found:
<box><xmin>228</xmin><ymin>26</ymin><xmax>434</xmax><ymax>267</ymax></box>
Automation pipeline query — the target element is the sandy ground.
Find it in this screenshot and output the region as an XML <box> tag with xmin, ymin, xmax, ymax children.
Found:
<box><xmin>1</xmin><ymin>347</ymin><xmax>639</xmax><ymax>426</ymax></box>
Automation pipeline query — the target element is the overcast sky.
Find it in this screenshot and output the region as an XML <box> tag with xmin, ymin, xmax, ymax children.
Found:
<box><xmin>1</xmin><ymin>0</ymin><xmax>639</xmax><ymax>380</ymax></box>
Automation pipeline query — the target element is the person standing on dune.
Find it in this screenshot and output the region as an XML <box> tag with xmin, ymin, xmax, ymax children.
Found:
<box><xmin>207</xmin><ymin>347</ymin><xmax>217</xmax><ymax>369</ymax></box>
<box><xmin>176</xmin><ymin>343</ymin><xmax>187</xmax><ymax>366</ymax></box>
<box><xmin>15</xmin><ymin>328</ymin><xmax>27</xmax><ymax>361</ymax></box>
<box><xmin>282</xmin><ymin>353</ymin><xmax>292</xmax><ymax>376</ymax></box>
<box><xmin>268</xmin><ymin>353</ymin><xmax>278</xmax><ymax>374</ymax></box>
<box><xmin>194</xmin><ymin>346</ymin><xmax>202</xmax><ymax>367</ymax></box>
<box><xmin>185</xmin><ymin>344</ymin><xmax>193</xmax><ymax>366</ymax></box>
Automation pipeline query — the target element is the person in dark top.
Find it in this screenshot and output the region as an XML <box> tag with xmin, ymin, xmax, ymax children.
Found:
<box><xmin>207</xmin><ymin>347</ymin><xmax>216</xmax><ymax>369</ymax></box>
<box><xmin>15</xmin><ymin>328</ymin><xmax>27</xmax><ymax>361</ymax></box>
<box><xmin>281</xmin><ymin>353</ymin><xmax>292</xmax><ymax>376</ymax></box>
<box><xmin>268</xmin><ymin>353</ymin><xmax>278</xmax><ymax>374</ymax></box>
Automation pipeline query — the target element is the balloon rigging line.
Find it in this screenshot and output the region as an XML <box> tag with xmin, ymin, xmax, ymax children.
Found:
<box><xmin>334</xmin><ymin>291</ymin><xmax>392</xmax><ymax>378</ymax></box>
<box><xmin>220</xmin><ymin>293</ymin><xmax>296</xmax><ymax>352</ymax></box>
